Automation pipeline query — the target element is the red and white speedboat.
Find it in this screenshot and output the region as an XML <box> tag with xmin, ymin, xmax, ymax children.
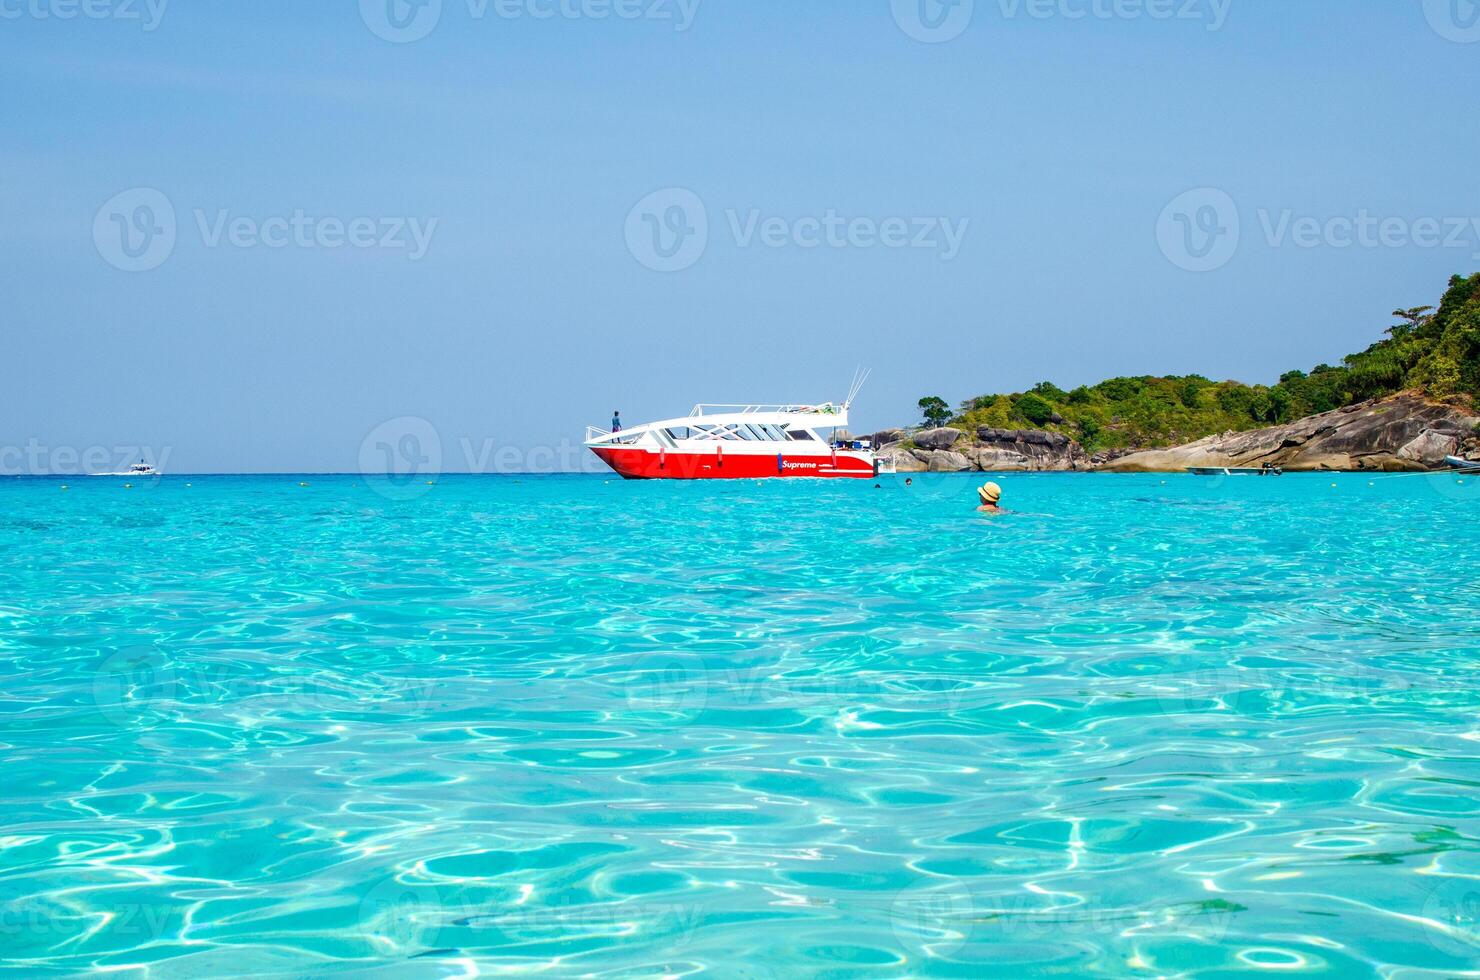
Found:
<box><xmin>586</xmin><ymin>379</ymin><xmax>893</xmax><ymax>481</ymax></box>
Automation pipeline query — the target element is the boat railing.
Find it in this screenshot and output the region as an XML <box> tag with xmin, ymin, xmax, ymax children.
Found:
<box><xmin>689</xmin><ymin>402</ymin><xmax>842</xmax><ymax>417</ymax></box>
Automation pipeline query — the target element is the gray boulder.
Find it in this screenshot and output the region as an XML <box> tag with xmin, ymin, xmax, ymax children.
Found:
<box><xmin>880</xmin><ymin>446</ymin><xmax>928</xmax><ymax>472</ymax></box>
<box><xmin>870</xmin><ymin>428</ymin><xmax>906</xmax><ymax>446</ymax></box>
<box><xmin>910</xmin><ymin>448</ymin><xmax>974</xmax><ymax>472</ymax></box>
<box><xmin>1398</xmin><ymin>429</ymin><xmax>1460</xmax><ymax>465</ymax></box>
<box><xmin>973</xmin><ymin>427</ymin><xmax>1085</xmax><ymax>471</ymax></box>
<box><xmin>968</xmin><ymin>448</ymin><xmax>1041</xmax><ymax>472</ymax></box>
<box><xmin>913</xmin><ymin>427</ymin><xmax>963</xmax><ymax>450</ymax></box>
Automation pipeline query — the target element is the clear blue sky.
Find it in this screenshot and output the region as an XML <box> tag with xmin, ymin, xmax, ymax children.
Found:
<box><xmin>4</xmin><ymin>1</ymin><xmax>1478</xmax><ymax>473</ymax></box>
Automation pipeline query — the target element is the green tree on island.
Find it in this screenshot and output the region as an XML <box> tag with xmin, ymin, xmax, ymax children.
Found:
<box><xmin>918</xmin><ymin>396</ymin><xmax>951</xmax><ymax>428</ymax></box>
<box><xmin>939</xmin><ymin>271</ymin><xmax>1480</xmax><ymax>453</ymax></box>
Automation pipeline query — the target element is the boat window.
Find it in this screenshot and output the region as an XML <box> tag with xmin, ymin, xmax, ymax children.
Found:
<box><xmin>663</xmin><ymin>427</ymin><xmax>689</xmax><ymax>441</ymax></box>
<box><xmin>653</xmin><ymin>428</ymin><xmax>676</xmax><ymax>449</ymax></box>
<box><xmin>785</xmin><ymin>428</ymin><xmax>817</xmax><ymax>441</ymax></box>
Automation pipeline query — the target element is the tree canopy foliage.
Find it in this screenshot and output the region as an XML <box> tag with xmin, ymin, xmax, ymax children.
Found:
<box><xmin>918</xmin><ymin>396</ymin><xmax>951</xmax><ymax>428</ymax></box>
<box><xmin>944</xmin><ymin>273</ymin><xmax>1480</xmax><ymax>452</ymax></box>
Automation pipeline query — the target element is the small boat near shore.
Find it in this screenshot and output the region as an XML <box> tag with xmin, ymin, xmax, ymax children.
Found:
<box><xmin>1187</xmin><ymin>466</ymin><xmax>1269</xmax><ymax>476</ymax></box>
<box><xmin>1445</xmin><ymin>455</ymin><xmax>1479</xmax><ymax>471</ymax></box>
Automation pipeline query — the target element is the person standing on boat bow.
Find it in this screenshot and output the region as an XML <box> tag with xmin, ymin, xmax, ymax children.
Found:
<box><xmin>612</xmin><ymin>411</ymin><xmax>621</xmax><ymax>433</ymax></box>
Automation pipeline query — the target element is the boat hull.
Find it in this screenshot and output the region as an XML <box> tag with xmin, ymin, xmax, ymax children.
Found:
<box><xmin>590</xmin><ymin>446</ymin><xmax>877</xmax><ymax>480</ymax></box>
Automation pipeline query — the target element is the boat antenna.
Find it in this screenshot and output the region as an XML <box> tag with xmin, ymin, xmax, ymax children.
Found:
<box><xmin>845</xmin><ymin>367</ymin><xmax>871</xmax><ymax>408</ymax></box>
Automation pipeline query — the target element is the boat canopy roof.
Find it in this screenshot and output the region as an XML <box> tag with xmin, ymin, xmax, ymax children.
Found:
<box><xmin>586</xmin><ymin>402</ymin><xmax>851</xmax><ymax>447</ymax></box>
<box><xmin>689</xmin><ymin>401</ymin><xmax>844</xmax><ymax>418</ymax></box>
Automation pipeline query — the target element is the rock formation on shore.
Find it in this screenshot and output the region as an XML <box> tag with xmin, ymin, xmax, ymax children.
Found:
<box><xmin>870</xmin><ymin>392</ymin><xmax>1478</xmax><ymax>474</ymax></box>
<box><xmin>1103</xmin><ymin>393</ymin><xmax>1479</xmax><ymax>472</ymax></box>
<box><xmin>872</xmin><ymin>425</ymin><xmax>1089</xmax><ymax>473</ymax></box>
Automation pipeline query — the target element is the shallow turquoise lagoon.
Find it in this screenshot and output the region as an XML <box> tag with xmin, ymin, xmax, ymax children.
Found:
<box><xmin>2</xmin><ymin>472</ymin><xmax>1479</xmax><ymax>977</ymax></box>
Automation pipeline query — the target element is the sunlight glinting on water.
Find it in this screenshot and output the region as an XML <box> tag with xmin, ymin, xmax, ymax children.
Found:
<box><xmin>2</xmin><ymin>471</ymin><xmax>1479</xmax><ymax>976</ymax></box>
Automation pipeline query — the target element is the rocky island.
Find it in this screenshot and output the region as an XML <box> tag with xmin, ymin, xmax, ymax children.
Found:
<box><xmin>876</xmin><ymin>273</ymin><xmax>1480</xmax><ymax>474</ymax></box>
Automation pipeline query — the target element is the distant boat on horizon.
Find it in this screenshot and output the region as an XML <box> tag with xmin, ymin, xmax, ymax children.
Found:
<box><xmin>90</xmin><ymin>460</ymin><xmax>159</xmax><ymax>477</ymax></box>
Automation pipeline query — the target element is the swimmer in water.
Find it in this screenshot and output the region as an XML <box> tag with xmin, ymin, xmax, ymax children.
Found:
<box><xmin>977</xmin><ymin>481</ymin><xmax>1004</xmax><ymax>514</ymax></box>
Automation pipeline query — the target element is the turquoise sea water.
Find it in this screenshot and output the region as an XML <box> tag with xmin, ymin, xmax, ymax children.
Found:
<box><xmin>3</xmin><ymin>472</ymin><xmax>1479</xmax><ymax>977</ymax></box>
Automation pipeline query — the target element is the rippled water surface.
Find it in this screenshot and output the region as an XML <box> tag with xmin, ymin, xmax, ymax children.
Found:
<box><xmin>4</xmin><ymin>472</ymin><xmax>1480</xmax><ymax>977</ymax></box>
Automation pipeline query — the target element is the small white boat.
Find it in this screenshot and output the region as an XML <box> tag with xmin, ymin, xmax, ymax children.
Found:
<box><xmin>1187</xmin><ymin>466</ymin><xmax>1266</xmax><ymax>476</ymax></box>
<box><xmin>92</xmin><ymin>460</ymin><xmax>158</xmax><ymax>477</ymax></box>
<box><xmin>1444</xmin><ymin>455</ymin><xmax>1479</xmax><ymax>471</ymax></box>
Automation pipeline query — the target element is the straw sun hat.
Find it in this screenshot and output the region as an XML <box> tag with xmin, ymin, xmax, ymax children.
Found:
<box><xmin>978</xmin><ymin>482</ymin><xmax>1002</xmax><ymax>505</ymax></box>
